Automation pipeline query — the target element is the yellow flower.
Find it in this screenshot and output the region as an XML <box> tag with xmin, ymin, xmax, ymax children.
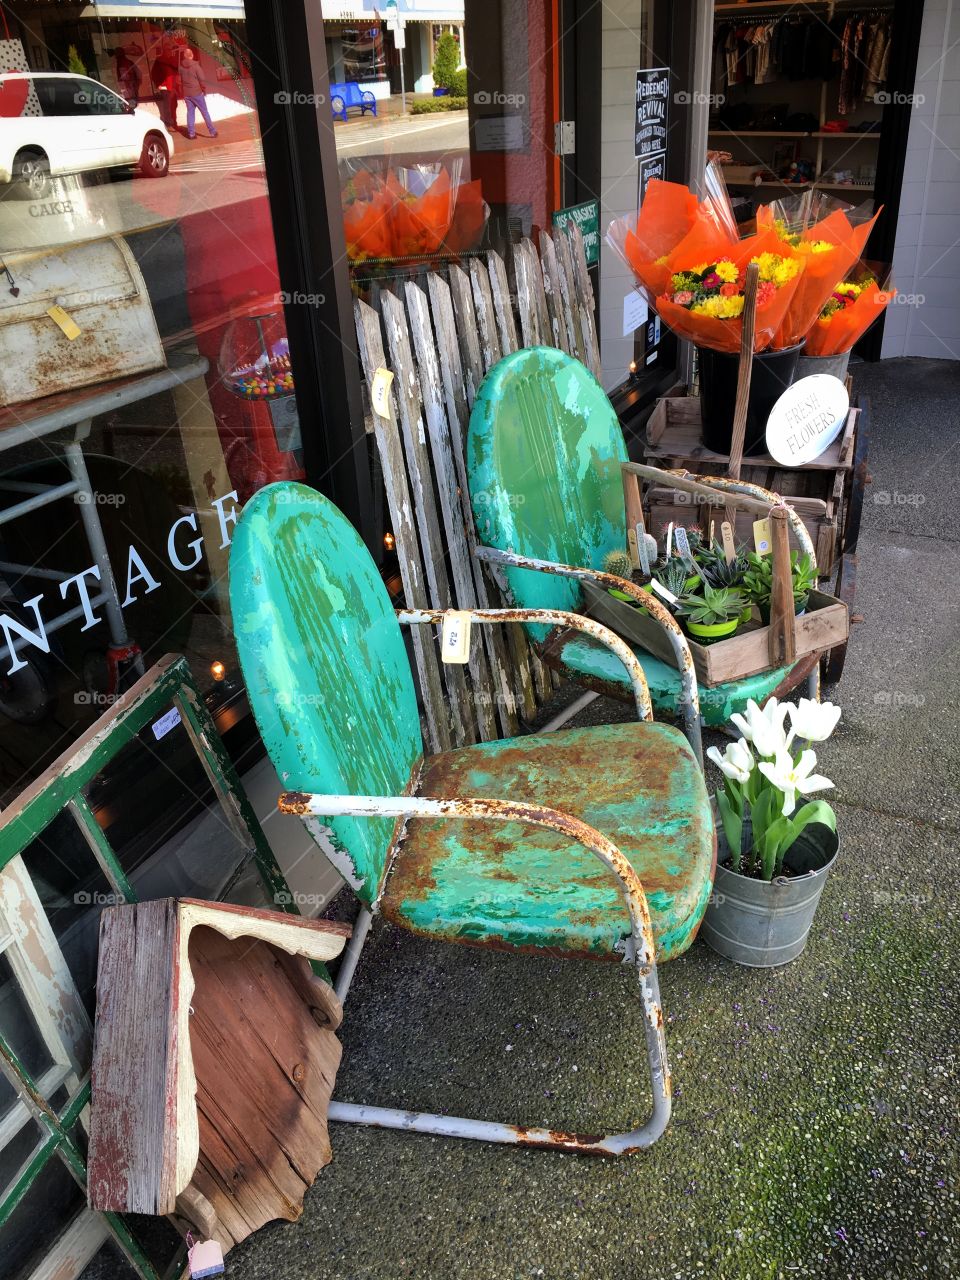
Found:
<box><xmin>799</xmin><ymin>239</ymin><xmax>835</xmax><ymax>254</ymax></box>
<box><xmin>835</xmin><ymin>281</ymin><xmax>861</xmax><ymax>297</ymax></box>
<box><xmin>751</xmin><ymin>252</ymin><xmax>800</xmax><ymax>286</ymax></box>
<box><xmin>694</xmin><ymin>295</ymin><xmax>744</xmax><ymax>318</ymax></box>
<box><xmin>715</xmin><ymin>260</ymin><xmax>739</xmax><ymax>282</ymax></box>
<box><xmin>656</xmin><ymin>254</ymin><xmax>669</xmax><ymax>264</ymax></box>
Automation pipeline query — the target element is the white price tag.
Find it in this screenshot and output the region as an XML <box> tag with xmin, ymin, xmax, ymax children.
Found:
<box><xmin>371</xmin><ymin>367</ymin><xmax>394</xmax><ymax>419</ymax></box>
<box><xmin>151</xmin><ymin>706</ymin><xmax>182</xmax><ymax>741</ymax></box>
<box><xmin>440</xmin><ymin>611</ymin><xmax>471</xmax><ymax>663</ymax></box>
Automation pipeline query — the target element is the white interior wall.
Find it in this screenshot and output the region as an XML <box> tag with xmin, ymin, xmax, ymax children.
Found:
<box><xmin>882</xmin><ymin>0</ymin><xmax>960</xmax><ymax>358</ymax></box>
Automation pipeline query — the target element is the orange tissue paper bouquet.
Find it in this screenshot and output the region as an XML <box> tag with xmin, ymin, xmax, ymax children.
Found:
<box><xmin>606</xmin><ymin>169</ymin><xmax>807</xmax><ymax>354</ymax></box>
<box><xmin>756</xmin><ymin>193</ymin><xmax>881</xmax><ymax>349</ymax></box>
<box><xmin>804</xmin><ymin>260</ymin><xmax>895</xmax><ymax>357</ymax></box>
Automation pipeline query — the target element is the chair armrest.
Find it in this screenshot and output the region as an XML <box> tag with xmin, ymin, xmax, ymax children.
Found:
<box><xmin>397</xmin><ymin>606</ymin><xmax>652</xmax><ymax>722</ymax></box>
<box><xmin>277</xmin><ymin>791</ymin><xmax>658</xmax><ymax>972</ymax></box>
<box><xmin>473</xmin><ymin>546</ymin><xmax>702</xmax><ymax>734</ymax></box>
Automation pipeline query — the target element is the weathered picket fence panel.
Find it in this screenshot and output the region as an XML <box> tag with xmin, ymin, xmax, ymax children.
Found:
<box><xmin>356</xmin><ymin>226</ymin><xmax>599</xmax><ymax>749</ymax></box>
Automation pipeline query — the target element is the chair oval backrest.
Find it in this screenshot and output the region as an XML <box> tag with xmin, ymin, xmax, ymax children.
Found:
<box><xmin>230</xmin><ymin>483</ymin><xmax>423</xmax><ymax>903</ymax></box>
<box><xmin>467</xmin><ymin>348</ymin><xmax>628</xmax><ymax>617</ymax></box>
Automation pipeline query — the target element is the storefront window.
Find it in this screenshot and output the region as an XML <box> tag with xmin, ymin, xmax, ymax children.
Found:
<box><xmin>323</xmin><ymin>0</ymin><xmax>559</xmax><ymax>296</ymax></box>
<box><xmin>0</xmin><ymin>8</ymin><xmax>304</xmax><ymax>1274</ymax></box>
<box><xmin>0</xmin><ymin>3</ymin><xmax>302</xmax><ymax>811</ymax></box>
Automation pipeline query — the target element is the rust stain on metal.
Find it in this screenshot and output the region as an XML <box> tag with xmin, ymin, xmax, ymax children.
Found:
<box><xmin>512</xmin><ymin>1124</ymin><xmax>606</xmax><ymax>1151</ymax></box>
<box><xmin>279</xmin><ymin>791</ymin><xmax>314</xmax><ymax>816</ymax></box>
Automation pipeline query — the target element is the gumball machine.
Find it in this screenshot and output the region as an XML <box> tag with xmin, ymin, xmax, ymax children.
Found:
<box><xmin>217</xmin><ymin>312</ymin><xmax>304</xmax><ymax>498</ymax></box>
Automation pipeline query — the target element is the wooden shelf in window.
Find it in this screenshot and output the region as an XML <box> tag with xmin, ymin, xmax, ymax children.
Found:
<box><xmin>714</xmin><ymin>0</ymin><xmax>892</xmax><ymax>12</ymax></box>
<box><xmin>722</xmin><ymin>177</ymin><xmax>875</xmax><ymax>193</ymax></box>
<box><xmin>709</xmin><ymin>129</ymin><xmax>881</xmax><ymax>140</ymax></box>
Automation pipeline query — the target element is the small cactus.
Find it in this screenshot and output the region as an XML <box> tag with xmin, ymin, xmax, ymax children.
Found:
<box><xmin>603</xmin><ymin>549</ymin><xmax>633</xmax><ymax>579</ymax></box>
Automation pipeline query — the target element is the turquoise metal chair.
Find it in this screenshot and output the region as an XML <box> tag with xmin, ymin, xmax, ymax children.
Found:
<box><xmin>230</xmin><ymin>482</ymin><xmax>716</xmax><ymax>1155</ymax></box>
<box><xmin>467</xmin><ymin>346</ymin><xmax>820</xmax><ymax>763</ymax></box>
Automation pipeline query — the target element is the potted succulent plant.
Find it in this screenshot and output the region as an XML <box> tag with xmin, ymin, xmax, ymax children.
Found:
<box><xmin>697</xmin><ymin>540</ymin><xmax>752</xmax><ymax>622</ymax></box>
<box><xmin>701</xmin><ymin>696</ymin><xmax>841</xmax><ymax>967</ymax></box>
<box><xmin>676</xmin><ymin>583</ymin><xmax>747</xmax><ymax>643</ymax></box>
<box><xmin>599</xmin><ymin>548</ymin><xmax>697</xmax><ymax>613</ymax></box>
<box><xmin>743</xmin><ymin>549</ymin><xmax>816</xmax><ymax>622</ymax></box>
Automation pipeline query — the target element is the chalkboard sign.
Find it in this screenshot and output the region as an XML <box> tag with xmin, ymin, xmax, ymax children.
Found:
<box><xmin>635</xmin><ymin>67</ymin><xmax>670</xmax><ymax>161</ymax></box>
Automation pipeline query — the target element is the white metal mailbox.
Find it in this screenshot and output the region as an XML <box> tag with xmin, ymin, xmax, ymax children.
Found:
<box><xmin>0</xmin><ymin>235</ymin><xmax>165</xmax><ymax>407</ymax></box>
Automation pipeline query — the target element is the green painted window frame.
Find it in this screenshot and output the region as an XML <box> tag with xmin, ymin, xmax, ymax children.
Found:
<box><xmin>0</xmin><ymin>654</ymin><xmax>300</xmax><ymax>1280</ymax></box>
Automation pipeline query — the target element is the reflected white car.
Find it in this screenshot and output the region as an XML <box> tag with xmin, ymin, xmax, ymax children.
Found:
<box><xmin>0</xmin><ymin>71</ymin><xmax>174</xmax><ymax>198</ymax></box>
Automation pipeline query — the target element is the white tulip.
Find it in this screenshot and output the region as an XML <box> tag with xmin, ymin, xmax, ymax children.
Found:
<box><xmin>787</xmin><ymin>698</ymin><xmax>841</xmax><ymax>746</ymax></box>
<box><xmin>729</xmin><ymin>697</ymin><xmax>790</xmax><ymax>759</ymax></box>
<box><xmin>707</xmin><ymin>738</ymin><xmax>754</xmax><ymax>785</ymax></box>
<box><xmin>757</xmin><ymin>748</ymin><xmax>834</xmax><ymax>816</ymax></box>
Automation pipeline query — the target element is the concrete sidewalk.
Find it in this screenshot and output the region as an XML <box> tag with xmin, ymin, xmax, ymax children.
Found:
<box><xmin>225</xmin><ymin>357</ymin><xmax>959</xmax><ymax>1280</ymax></box>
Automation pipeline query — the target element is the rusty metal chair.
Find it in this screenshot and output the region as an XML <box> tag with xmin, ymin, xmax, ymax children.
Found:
<box><xmin>466</xmin><ymin>347</ymin><xmax>821</xmax><ymax>762</ymax></box>
<box><xmin>230</xmin><ymin>482</ymin><xmax>715</xmax><ymax>1155</ymax></box>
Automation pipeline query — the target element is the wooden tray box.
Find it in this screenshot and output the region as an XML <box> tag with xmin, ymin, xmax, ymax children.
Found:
<box><xmin>582</xmin><ymin>582</ymin><xmax>848</xmax><ymax>686</ymax></box>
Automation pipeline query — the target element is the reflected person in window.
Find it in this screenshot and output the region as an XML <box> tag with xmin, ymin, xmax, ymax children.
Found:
<box><xmin>180</xmin><ymin>48</ymin><xmax>218</xmax><ymax>141</ymax></box>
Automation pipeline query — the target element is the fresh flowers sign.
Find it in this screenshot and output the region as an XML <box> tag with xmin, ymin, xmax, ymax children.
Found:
<box><xmin>765</xmin><ymin>374</ymin><xmax>850</xmax><ymax>465</ymax></box>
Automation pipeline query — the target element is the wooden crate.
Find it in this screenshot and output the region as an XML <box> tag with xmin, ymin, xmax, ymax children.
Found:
<box><xmin>644</xmin><ymin>390</ymin><xmax>858</xmax><ymax>572</ymax></box>
<box><xmin>582</xmin><ymin>583</ymin><xmax>848</xmax><ymax>686</ymax></box>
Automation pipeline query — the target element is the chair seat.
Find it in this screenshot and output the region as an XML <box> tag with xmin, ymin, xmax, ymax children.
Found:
<box><xmin>551</xmin><ymin>630</ymin><xmax>798</xmax><ymax>726</ymax></box>
<box><xmin>380</xmin><ymin>722</ymin><xmax>715</xmax><ymax>962</ymax></box>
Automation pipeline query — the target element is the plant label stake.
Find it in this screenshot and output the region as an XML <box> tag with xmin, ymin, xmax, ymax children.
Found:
<box><xmin>650</xmin><ymin>579</ymin><xmax>679</xmax><ymax>606</ymax></box>
<box><xmin>721</xmin><ymin>521</ymin><xmax>736</xmax><ymax>565</ymax></box>
<box><xmin>665</xmin><ymin>521</ymin><xmax>674</xmax><ymax>558</ymax></box>
<box><xmin>673</xmin><ymin>525</ymin><xmax>693</xmax><ymax>566</ymax></box>
<box><xmin>441</xmin><ymin>611</ymin><xmax>471</xmax><ymax>663</ymax></box>
<box><xmin>621</xmin><ymin>466</ymin><xmax>646</xmax><ymax>569</ymax></box>
<box><xmin>636</xmin><ymin>523</ymin><xmax>652</xmax><ymax>575</ymax></box>
<box><xmin>187</xmin><ymin>1235</ymin><xmax>224</xmax><ymax>1278</ymax></box>
<box><xmin>627</xmin><ymin>526</ymin><xmax>640</xmax><ymax>569</ymax></box>
<box><xmin>753</xmin><ymin>518</ymin><xmax>772</xmax><ymax>556</ymax></box>
<box><xmin>673</xmin><ymin>526</ymin><xmax>701</xmax><ymax>581</ymax></box>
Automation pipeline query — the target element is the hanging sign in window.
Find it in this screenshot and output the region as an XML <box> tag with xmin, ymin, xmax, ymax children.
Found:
<box><xmin>552</xmin><ymin>200</ymin><xmax>600</xmax><ymax>266</ymax></box>
<box><xmin>634</xmin><ymin>67</ymin><xmax>670</xmax><ymax>162</ymax></box>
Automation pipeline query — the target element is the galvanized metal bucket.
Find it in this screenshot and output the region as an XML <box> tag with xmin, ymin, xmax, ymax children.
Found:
<box><xmin>701</xmin><ymin>821</ymin><xmax>839</xmax><ymax>967</ymax></box>
<box><xmin>795</xmin><ymin>350</ymin><xmax>851</xmax><ymax>383</ymax></box>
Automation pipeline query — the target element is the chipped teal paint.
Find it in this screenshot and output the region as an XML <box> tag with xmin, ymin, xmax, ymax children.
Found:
<box><xmin>467</xmin><ymin>347</ymin><xmax>627</xmax><ymax>640</ymax></box>
<box><xmin>382</xmin><ymin>722</ymin><xmax>715</xmax><ymax>961</ymax></box>
<box><xmin>467</xmin><ymin>349</ymin><xmax>803</xmax><ymax>723</ymax></box>
<box><xmin>230</xmin><ymin>483</ymin><xmax>422</xmax><ymax>902</ymax></box>
<box><xmin>557</xmin><ymin>634</ymin><xmax>791</xmax><ymax>727</ymax></box>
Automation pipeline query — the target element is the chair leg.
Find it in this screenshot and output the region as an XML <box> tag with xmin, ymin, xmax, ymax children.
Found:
<box><xmin>334</xmin><ymin>905</ymin><xmax>374</xmax><ymax>1003</ymax></box>
<box><xmin>328</xmin><ymin>954</ymin><xmax>671</xmax><ymax>1155</ymax></box>
<box><xmin>289</xmin><ymin>794</ymin><xmax>675</xmax><ymax>1154</ymax></box>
